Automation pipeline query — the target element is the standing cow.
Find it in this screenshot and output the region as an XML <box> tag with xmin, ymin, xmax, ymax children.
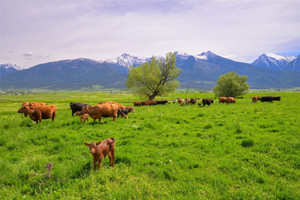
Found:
<box><xmin>70</xmin><ymin>102</ymin><xmax>90</xmax><ymax>116</ymax></box>
<box><xmin>202</xmin><ymin>99</ymin><xmax>214</xmax><ymax>106</ymax></box>
<box><xmin>23</xmin><ymin>104</ymin><xmax>57</xmax><ymax>124</ymax></box>
<box><xmin>252</xmin><ymin>96</ymin><xmax>260</xmax><ymax>103</ymax></box>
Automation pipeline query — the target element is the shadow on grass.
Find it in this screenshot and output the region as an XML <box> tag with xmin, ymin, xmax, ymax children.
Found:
<box><xmin>70</xmin><ymin>161</ymin><xmax>93</xmax><ymax>179</ymax></box>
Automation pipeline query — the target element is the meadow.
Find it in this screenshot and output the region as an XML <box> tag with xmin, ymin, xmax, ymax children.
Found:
<box><xmin>0</xmin><ymin>91</ymin><xmax>299</xmax><ymax>199</ymax></box>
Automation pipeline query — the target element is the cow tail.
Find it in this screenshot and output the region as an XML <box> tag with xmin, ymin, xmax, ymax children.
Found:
<box><xmin>110</xmin><ymin>137</ymin><xmax>115</xmax><ymax>144</ymax></box>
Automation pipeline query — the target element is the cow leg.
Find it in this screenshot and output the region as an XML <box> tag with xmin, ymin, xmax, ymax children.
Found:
<box><xmin>94</xmin><ymin>161</ymin><xmax>97</xmax><ymax>170</ymax></box>
<box><xmin>98</xmin><ymin>116</ymin><xmax>102</xmax><ymax>124</ymax></box>
<box><xmin>97</xmin><ymin>159</ymin><xmax>102</xmax><ymax>170</ymax></box>
<box><xmin>112</xmin><ymin>115</ymin><xmax>117</xmax><ymax>122</ymax></box>
<box><xmin>111</xmin><ymin>149</ymin><xmax>115</xmax><ymax>167</ymax></box>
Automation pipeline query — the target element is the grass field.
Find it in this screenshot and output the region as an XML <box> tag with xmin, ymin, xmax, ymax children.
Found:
<box><xmin>0</xmin><ymin>91</ymin><xmax>299</xmax><ymax>199</ymax></box>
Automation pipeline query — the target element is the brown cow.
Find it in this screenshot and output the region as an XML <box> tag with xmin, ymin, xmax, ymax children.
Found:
<box><xmin>144</xmin><ymin>100</ymin><xmax>157</xmax><ymax>106</ymax></box>
<box><xmin>84</xmin><ymin>137</ymin><xmax>115</xmax><ymax>170</ymax></box>
<box><xmin>80</xmin><ymin>104</ymin><xmax>118</xmax><ymax>124</ymax></box>
<box><xmin>219</xmin><ymin>97</ymin><xmax>228</xmax><ymax>104</ymax></box>
<box><xmin>227</xmin><ymin>97</ymin><xmax>236</xmax><ymax>104</ymax></box>
<box><xmin>184</xmin><ymin>98</ymin><xmax>190</xmax><ymax>105</ymax></box>
<box><xmin>105</xmin><ymin>101</ymin><xmax>135</xmax><ymax>117</ymax></box>
<box><xmin>23</xmin><ymin>104</ymin><xmax>57</xmax><ymax>124</ymax></box>
<box><xmin>177</xmin><ymin>98</ymin><xmax>184</xmax><ymax>105</ymax></box>
<box><xmin>133</xmin><ymin>101</ymin><xmax>144</xmax><ymax>106</ymax></box>
<box><xmin>18</xmin><ymin>102</ymin><xmax>47</xmax><ymax>117</ymax></box>
<box><xmin>252</xmin><ymin>96</ymin><xmax>260</xmax><ymax>103</ymax></box>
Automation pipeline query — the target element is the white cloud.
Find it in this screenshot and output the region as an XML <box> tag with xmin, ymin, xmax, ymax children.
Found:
<box><xmin>0</xmin><ymin>0</ymin><xmax>299</xmax><ymax>68</ymax></box>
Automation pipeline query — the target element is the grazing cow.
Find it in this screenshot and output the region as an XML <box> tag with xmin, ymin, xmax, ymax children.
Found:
<box><xmin>184</xmin><ymin>98</ymin><xmax>190</xmax><ymax>105</ymax></box>
<box><xmin>202</xmin><ymin>99</ymin><xmax>214</xmax><ymax>106</ymax></box>
<box><xmin>80</xmin><ymin>104</ymin><xmax>118</xmax><ymax>124</ymax></box>
<box><xmin>144</xmin><ymin>100</ymin><xmax>157</xmax><ymax>106</ymax></box>
<box><xmin>75</xmin><ymin>111</ymin><xmax>89</xmax><ymax>124</ymax></box>
<box><xmin>189</xmin><ymin>98</ymin><xmax>197</xmax><ymax>105</ymax></box>
<box><xmin>70</xmin><ymin>102</ymin><xmax>90</xmax><ymax>116</ymax></box>
<box><xmin>23</xmin><ymin>104</ymin><xmax>57</xmax><ymax>124</ymax></box>
<box><xmin>84</xmin><ymin>137</ymin><xmax>115</xmax><ymax>170</ymax></box>
<box><xmin>219</xmin><ymin>97</ymin><xmax>228</xmax><ymax>103</ymax></box>
<box><xmin>18</xmin><ymin>102</ymin><xmax>47</xmax><ymax>117</ymax></box>
<box><xmin>252</xmin><ymin>96</ymin><xmax>260</xmax><ymax>103</ymax></box>
<box><xmin>273</xmin><ymin>96</ymin><xmax>281</xmax><ymax>101</ymax></box>
<box><xmin>117</xmin><ymin>107</ymin><xmax>135</xmax><ymax>119</ymax></box>
<box><xmin>260</xmin><ymin>96</ymin><xmax>274</xmax><ymax>103</ymax></box>
<box><xmin>177</xmin><ymin>98</ymin><xmax>184</xmax><ymax>105</ymax></box>
<box><xmin>227</xmin><ymin>97</ymin><xmax>236</xmax><ymax>104</ymax></box>
<box><xmin>156</xmin><ymin>100</ymin><xmax>168</xmax><ymax>105</ymax></box>
<box><xmin>198</xmin><ymin>102</ymin><xmax>202</xmax><ymax>106</ymax></box>
<box><xmin>133</xmin><ymin>101</ymin><xmax>143</xmax><ymax>106</ymax></box>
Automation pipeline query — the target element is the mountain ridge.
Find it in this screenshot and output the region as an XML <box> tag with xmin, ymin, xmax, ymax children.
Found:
<box><xmin>1</xmin><ymin>52</ymin><xmax>300</xmax><ymax>90</ymax></box>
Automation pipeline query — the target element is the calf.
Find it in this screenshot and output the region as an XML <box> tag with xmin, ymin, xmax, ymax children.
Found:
<box><xmin>70</xmin><ymin>102</ymin><xmax>90</xmax><ymax>116</ymax></box>
<box><xmin>84</xmin><ymin>137</ymin><xmax>115</xmax><ymax>170</ymax></box>
<box><xmin>24</xmin><ymin>104</ymin><xmax>57</xmax><ymax>124</ymax></box>
<box><xmin>75</xmin><ymin>111</ymin><xmax>89</xmax><ymax>124</ymax></box>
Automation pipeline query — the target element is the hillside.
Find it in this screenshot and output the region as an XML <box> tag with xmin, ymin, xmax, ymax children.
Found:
<box><xmin>1</xmin><ymin>52</ymin><xmax>300</xmax><ymax>90</ymax></box>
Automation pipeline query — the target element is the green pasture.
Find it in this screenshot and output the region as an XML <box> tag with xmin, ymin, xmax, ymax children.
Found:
<box><xmin>0</xmin><ymin>91</ymin><xmax>299</xmax><ymax>199</ymax></box>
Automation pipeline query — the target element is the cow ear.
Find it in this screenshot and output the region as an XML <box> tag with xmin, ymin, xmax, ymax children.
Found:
<box><xmin>96</xmin><ymin>141</ymin><xmax>102</xmax><ymax>145</ymax></box>
<box><xmin>84</xmin><ymin>143</ymin><xmax>90</xmax><ymax>146</ymax></box>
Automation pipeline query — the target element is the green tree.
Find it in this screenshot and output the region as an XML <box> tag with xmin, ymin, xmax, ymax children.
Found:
<box><xmin>126</xmin><ymin>52</ymin><xmax>181</xmax><ymax>100</ymax></box>
<box><xmin>213</xmin><ymin>72</ymin><xmax>250</xmax><ymax>97</ymax></box>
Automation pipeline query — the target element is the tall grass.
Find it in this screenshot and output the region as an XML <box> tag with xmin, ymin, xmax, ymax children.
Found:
<box><xmin>0</xmin><ymin>91</ymin><xmax>299</xmax><ymax>199</ymax></box>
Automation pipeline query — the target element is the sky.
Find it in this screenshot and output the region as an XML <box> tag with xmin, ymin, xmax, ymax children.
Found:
<box><xmin>1</xmin><ymin>0</ymin><xmax>300</xmax><ymax>69</ymax></box>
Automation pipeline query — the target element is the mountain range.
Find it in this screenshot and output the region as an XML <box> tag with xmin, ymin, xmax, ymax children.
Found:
<box><xmin>1</xmin><ymin>52</ymin><xmax>299</xmax><ymax>90</ymax></box>
<box><xmin>252</xmin><ymin>53</ymin><xmax>299</xmax><ymax>71</ymax></box>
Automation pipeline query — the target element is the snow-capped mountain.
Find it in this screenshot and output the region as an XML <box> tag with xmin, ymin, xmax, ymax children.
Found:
<box><xmin>252</xmin><ymin>53</ymin><xmax>296</xmax><ymax>71</ymax></box>
<box><xmin>195</xmin><ymin>51</ymin><xmax>218</xmax><ymax>60</ymax></box>
<box><xmin>0</xmin><ymin>63</ymin><xmax>23</xmax><ymax>76</ymax></box>
<box><xmin>286</xmin><ymin>55</ymin><xmax>300</xmax><ymax>72</ymax></box>
<box><xmin>104</xmin><ymin>53</ymin><xmax>150</xmax><ymax>68</ymax></box>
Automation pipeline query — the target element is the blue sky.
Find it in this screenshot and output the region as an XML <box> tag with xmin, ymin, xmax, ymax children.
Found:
<box><xmin>1</xmin><ymin>0</ymin><xmax>300</xmax><ymax>68</ymax></box>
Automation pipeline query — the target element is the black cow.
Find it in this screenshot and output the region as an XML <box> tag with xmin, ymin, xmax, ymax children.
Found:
<box><xmin>70</xmin><ymin>102</ymin><xmax>90</xmax><ymax>116</ymax></box>
<box><xmin>260</xmin><ymin>96</ymin><xmax>274</xmax><ymax>103</ymax></box>
<box><xmin>273</xmin><ymin>96</ymin><xmax>281</xmax><ymax>101</ymax></box>
<box><xmin>202</xmin><ymin>99</ymin><xmax>214</xmax><ymax>106</ymax></box>
<box><xmin>117</xmin><ymin>107</ymin><xmax>135</xmax><ymax>118</ymax></box>
<box><xmin>156</xmin><ymin>100</ymin><xmax>168</xmax><ymax>105</ymax></box>
<box><xmin>190</xmin><ymin>98</ymin><xmax>197</xmax><ymax>105</ymax></box>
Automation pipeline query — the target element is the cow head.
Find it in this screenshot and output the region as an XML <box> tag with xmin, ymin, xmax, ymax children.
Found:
<box><xmin>80</xmin><ymin>105</ymin><xmax>90</xmax><ymax>115</ymax></box>
<box><xmin>84</xmin><ymin>141</ymin><xmax>101</xmax><ymax>155</ymax></box>
<box><xmin>24</xmin><ymin>105</ymin><xmax>36</xmax><ymax>114</ymax></box>
<box><xmin>127</xmin><ymin>106</ymin><xmax>135</xmax><ymax>113</ymax></box>
<box><xmin>18</xmin><ymin>106</ymin><xmax>26</xmax><ymax>113</ymax></box>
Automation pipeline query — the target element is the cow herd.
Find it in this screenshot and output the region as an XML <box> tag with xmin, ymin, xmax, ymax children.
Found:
<box><xmin>17</xmin><ymin>95</ymin><xmax>281</xmax><ymax>124</ymax></box>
